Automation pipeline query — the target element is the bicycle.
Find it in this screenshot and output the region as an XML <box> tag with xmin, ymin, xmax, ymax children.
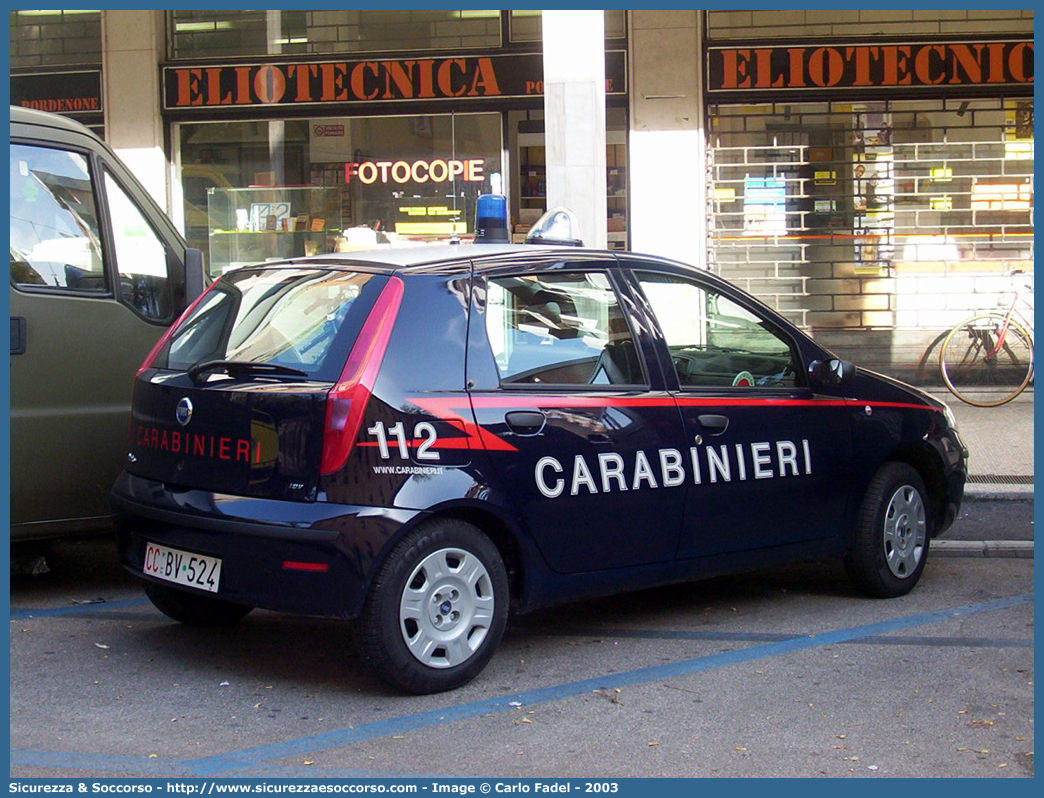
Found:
<box><xmin>939</xmin><ymin>269</ymin><xmax>1034</xmax><ymax>407</ymax></box>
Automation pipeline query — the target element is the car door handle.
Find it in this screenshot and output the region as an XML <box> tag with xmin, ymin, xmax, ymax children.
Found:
<box><xmin>505</xmin><ymin>410</ymin><xmax>546</xmax><ymax>436</ymax></box>
<box><xmin>697</xmin><ymin>414</ymin><xmax>729</xmax><ymax>434</ymax></box>
<box><xmin>11</xmin><ymin>316</ymin><xmax>26</xmax><ymax>355</ymax></box>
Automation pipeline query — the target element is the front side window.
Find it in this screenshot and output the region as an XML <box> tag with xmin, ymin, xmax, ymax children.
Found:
<box><xmin>10</xmin><ymin>142</ymin><xmax>105</xmax><ymax>292</ymax></box>
<box><xmin>104</xmin><ymin>171</ymin><xmax>173</xmax><ymax>322</ymax></box>
<box><xmin>636</xmin><ymin>272</ymin><xmax>801</xmax><ymax>390</ymax></box>
<box><xmin>485</xmin><ymin>271</ymin><xmax>645</xmax><ymax>387</ymax></box>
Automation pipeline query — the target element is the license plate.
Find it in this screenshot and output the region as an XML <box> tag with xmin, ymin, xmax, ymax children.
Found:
<box><xmin>143</xmin><ymin>542</ymin><xmax>221</xmax><ymax>593</ymax></box>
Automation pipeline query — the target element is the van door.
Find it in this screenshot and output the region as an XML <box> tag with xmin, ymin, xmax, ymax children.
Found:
<box><xmin>10</xmin><ymin>138</ymin><xmax>188</xmax><ymax>538</ymax></box>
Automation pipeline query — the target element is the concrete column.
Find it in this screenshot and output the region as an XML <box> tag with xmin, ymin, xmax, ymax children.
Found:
<box><xmin>101</xmin><ymin>10</ymin><xmax>169</xmax><ymax>213</ymax></box>
<box><xmin>542</xmin><ymin>10</ymin><xmax>607</xmax><ymax>249</ymax></box>
<box><xmin>628</xmin><ymin>11</ymin><xmax>705</xmax><ymax>266</ymax></box>
<box><xmin>266</xmin><ymin>12</ymin><xmax>286</xmax><ymax>185</ymax></box>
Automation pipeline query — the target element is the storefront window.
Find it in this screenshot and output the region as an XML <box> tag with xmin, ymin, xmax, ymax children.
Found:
<box><xmin>9</xmin><ymin>9</ymin><xmax>101</xmax><ymax>69</ymax></box>
<box><xmin>177</xmin><ymin>113</ymin><xmax>503</xmax><ymax>274</ymax></box>
<box><xmin>508</xmin><ymin>10</ymin><xmax>626</xmax><ymax>42</ymax></box>
<box><xmin>508</xmin><ymin>107</ymin><xmax>630</xmax><ymax>249</ymax></box>
<box><xmin>169</xmin><ymin>10</ymin><xmax>502</xmax><ymax>59</ymax></box>
<box><xmin>707</xmin><ymin>97</ymin><xmax>1034</xmax><ymax>334</ymax></box>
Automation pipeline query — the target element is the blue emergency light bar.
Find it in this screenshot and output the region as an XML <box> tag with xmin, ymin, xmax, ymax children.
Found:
<box><xmin>473</xmin><ymin>194</ymin><xmax>510</xmax><ymax>243</ymax></box>
<box><xmin>473</xmin><ymin>195</ymin><xmax>585</xmax><ymax>247</ymax></box>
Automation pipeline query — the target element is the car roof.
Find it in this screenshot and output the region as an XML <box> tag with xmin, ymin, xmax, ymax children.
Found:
<box><xmin>273</xmin><ymin>244</ymin><xmax>801</xmax><ymax>331</ymax></box>
<box><xmin>10</xmin><ymin>105</ymin><xmax>99</xmax><ymax>139</ymax></box>
<box><xmin>284</xmin><ymin>243</ymin><xmax>624</xmax><ymax>273</ymax></box>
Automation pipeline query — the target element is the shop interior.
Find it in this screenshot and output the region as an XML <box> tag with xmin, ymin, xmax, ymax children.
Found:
<box><xmin>177</xmin><ymin>106</ymin><xmax>631</xmax><ymax>275</ymax></box>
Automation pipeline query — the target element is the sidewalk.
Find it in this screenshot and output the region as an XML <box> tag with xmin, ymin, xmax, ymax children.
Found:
<box><xmin>928</xmin><ymin>387</ymin><xmax>1034</xmax><ymax>500</ymax></box>
<box><xmin>926</xmin><ymin>387</ymin><xmax>1034</xmax><ymax>558</ymax></box>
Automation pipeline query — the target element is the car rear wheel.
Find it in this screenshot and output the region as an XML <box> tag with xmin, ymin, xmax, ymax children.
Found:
<box><xmin>844</xmin><ymin>462</ymin><xmax>931</xmax><ymax>598</ymax></box>
<box><xmin>355</xmin><ymin>519</ymin><xmax>508</xmax><ymax>694</ymax></box>
<box><xmin>143</xmin><ymin>580</ymin><xmax>253</xmax><ymax>627</ymax></box>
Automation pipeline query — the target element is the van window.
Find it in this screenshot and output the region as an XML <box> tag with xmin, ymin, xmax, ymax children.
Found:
<box><xmin>10</xmin><ymin>142</ymin><xmax>106</xmax><ymax>292</ymax></box>
<box><xmin>104</xmin><ymin>170</ymin><xmax>173</xmax><ymax>321</ymax></box>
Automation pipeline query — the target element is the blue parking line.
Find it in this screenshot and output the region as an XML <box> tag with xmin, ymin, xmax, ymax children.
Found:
<box><xmin>515</xmin><ymin>627</ymin><xmax>1034</xmax><ymax>648</ymax></box>
<box><xmin>9</xmin><ymin>597</ymin><xmax>151</xmax><ymax>620</ymax></box>
<box><xmin>11</xmin><ymin>598</ymin><xmax>1031</xmax><ymax>652</ymax></box>
<box><xmin>182</xmin><ymin>592</ymin><xmax>1032</xmax><ymax>776</ymax></box>
<box><xmin>10</xmin><ymin>593</ymin><xmax>1033</xmax><ymax>778</ymax></box>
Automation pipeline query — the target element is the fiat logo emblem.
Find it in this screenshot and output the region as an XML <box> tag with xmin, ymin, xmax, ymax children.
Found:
<box><xmin>175</xmin><ymin>397</ymin><xmax>194</xmax><ymax>427</ymax></box>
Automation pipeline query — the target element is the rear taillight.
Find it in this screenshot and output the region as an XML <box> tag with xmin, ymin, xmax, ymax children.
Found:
<box><xmin>136</xmin><ymin>277</ymin><xmax>222</xmax><ymax>377</ymax></box>
<box><xmin>320</xmin><ymin>276</ymin><xmax>405</xmax><ymax>476</ymax></box>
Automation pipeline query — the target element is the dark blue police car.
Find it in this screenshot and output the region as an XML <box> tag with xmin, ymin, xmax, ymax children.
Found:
<box><xmin>113</xmin><ymin>206</ymin><xmax>968</xmax><ymax>694</ymax></box>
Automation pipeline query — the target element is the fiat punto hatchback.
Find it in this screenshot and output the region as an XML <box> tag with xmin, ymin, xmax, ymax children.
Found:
<box><xmin>113</xmin><ymin>213</ymin><xmax>968</xmax><ymax>693</ymax></box>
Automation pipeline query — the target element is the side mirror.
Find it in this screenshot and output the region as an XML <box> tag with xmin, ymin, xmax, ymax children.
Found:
<box><xmin>809</xmin><ymin>357</ymin><xmax>855</xmax><ymax>387</ymax></box>
<box><xmin>184</xmin><ymin>247</ymin><xmax>206</xmax><ymax>302</ymax></box>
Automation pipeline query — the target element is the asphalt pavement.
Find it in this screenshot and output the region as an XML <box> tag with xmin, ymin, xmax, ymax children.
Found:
<box><xmin>10</xmin><ymin>530</ymin><xmax>1035</xmax><ymax>779</ymax></box>
<box><xmin>9</xmin><ymin>391</ymin><xmax>1033</xmax><ymax>780</ymax></box>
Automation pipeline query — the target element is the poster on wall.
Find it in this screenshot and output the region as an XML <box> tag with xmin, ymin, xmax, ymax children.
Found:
<box><xmin>1005</xmin><ymin>100</ymin><xmax>1034</xmax><ymax>160</ymax></box>
<box><xmin>742</xmin><ymin>177</ymin><xmax>787</xmax><ymax>237</ymax></box>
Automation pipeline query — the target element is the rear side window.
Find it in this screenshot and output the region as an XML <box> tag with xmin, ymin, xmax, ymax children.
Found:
<box><xmin>10</xmin><ymin>142</ymin><xmax>105</xmax><ymax>291</ymax></box>
<box><xmin>484</xmin><ymin>272</ymin><xmax>645</xmax><ymax>387</ymax></box>
<box><xmin>160</xmin><ymin>267</ymin><xmax>387</xmax><ymax>382</ymax></box>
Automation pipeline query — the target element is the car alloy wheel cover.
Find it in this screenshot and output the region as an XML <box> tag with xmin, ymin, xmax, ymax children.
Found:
<box><xmin>882</xmin><ymin>483</ymin><xmax>926</xmax><ymax>578</ymax></box>
<box><xmin>399</xmin><ymin>547</ymin><xmax>495</xmax><ymax>669</ymax></box>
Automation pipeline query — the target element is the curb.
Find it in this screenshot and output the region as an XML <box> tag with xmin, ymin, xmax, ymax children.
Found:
<box><xmin>932</xmin><ymin>539</ymin><xmax>1034</xmax><ymax>558</ymax></box>
<box><xmin>963</xmin><ymin>488</ymin><xmax>1034</xmax><ymax>502</ymax></box>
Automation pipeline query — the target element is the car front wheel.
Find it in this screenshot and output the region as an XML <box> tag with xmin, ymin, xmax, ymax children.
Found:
<box><xmin>844</xmin><ymin>462</ymin><xmax>931</xmax><ymax>598</ymax></box>
<box><xmin>355</xmin><ymin>519</ymin><xmax>509</xmax><ymax>694</ymax></box>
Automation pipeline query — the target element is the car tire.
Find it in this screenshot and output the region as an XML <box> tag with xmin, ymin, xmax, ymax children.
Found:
<box><xmin>354</xmin><ymin>519</ymin><xmax>509</xmax><ymax>694</ymax></box>
<box><xmin>143</xmin><ymin>580</ymin><xmax>253</xmax><ymax>627</ymax></box>
<box><xmin>844</xmin><ymin>462</ymin><xmax>931</xmax><ymax>598</ymax></box>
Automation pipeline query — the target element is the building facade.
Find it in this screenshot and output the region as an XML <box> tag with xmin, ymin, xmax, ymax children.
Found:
<box><xmin>10</xmin><ymin>9</ymin><xmax>1034</xmax><ymax>382</ymax></box>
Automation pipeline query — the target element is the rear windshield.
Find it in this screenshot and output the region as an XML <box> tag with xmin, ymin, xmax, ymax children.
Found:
<box><xmin>158</xmin><ymin>267</ymin><xmax>388</xmax><ymax>382</ymax></box>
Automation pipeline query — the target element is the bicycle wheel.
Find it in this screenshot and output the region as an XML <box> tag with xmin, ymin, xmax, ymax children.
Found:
<box><xmin>939</xmin><ymin>313</ymin><xmax>1034</xmax><ymax>407</ymax></box>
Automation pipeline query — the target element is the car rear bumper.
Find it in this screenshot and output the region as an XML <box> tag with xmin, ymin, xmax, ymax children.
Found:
<box><xmin>111</xmin><ymin>471</ymin><xmax>423</xmax><ymax>619</ymax></box>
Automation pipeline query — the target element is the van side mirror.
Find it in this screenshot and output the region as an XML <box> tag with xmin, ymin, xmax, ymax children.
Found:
<box><xmin>184</xmin><ymin>247</ymin><xmax>206</xmax><ymax>302</ymax></box>
<box><xmin>809</xmin><ymin>357</ymin><xmax>855</xmax><ymax>387</ymax></box>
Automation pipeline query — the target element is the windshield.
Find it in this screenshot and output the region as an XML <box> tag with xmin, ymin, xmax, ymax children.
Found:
<box><xmin>160</xmin><ymin>267</ymin><xmax>387</xmax><ymax>382</ymax></box>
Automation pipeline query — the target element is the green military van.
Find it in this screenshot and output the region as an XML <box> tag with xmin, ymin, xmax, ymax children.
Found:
<box><xmin>10</xmin><ymin>106</ymin><xmax>204</xmax><ymax>541</ymax></box>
